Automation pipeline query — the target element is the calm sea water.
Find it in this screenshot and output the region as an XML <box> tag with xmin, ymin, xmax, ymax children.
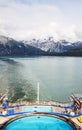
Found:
<box><xmin>0</xmin><ymin>56</ymin><xmax>82</xmax><ymax>102</ymax></box>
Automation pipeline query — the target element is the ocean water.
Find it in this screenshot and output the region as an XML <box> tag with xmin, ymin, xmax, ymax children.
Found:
<box><xmin>0</xmin><ymin>56</ymin><xmax>82</xmax><ymax>102</ymax></box>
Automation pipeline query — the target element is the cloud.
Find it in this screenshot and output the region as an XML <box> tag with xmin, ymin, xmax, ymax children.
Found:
<box><xmin>0</xmin><ymin>0</ymin><xmax>82</xmax><ymax>41</ymax></box>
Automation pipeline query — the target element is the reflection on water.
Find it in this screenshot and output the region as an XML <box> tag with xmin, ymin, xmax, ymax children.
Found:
<box><xmin>0</xmin><ymin>56</ymin><xmax>82</xmax><ymax>102</ymax></box>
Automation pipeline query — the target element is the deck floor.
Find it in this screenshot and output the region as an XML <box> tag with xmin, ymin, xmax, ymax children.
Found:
<box><xmin>0</xmin><ymin>105</ymin><xmax>82</xmax><ymax>129</ymax></box>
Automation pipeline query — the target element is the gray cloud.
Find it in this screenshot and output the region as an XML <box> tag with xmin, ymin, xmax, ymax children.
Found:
<box><xmin>0</xmin><ymin>0</ymin><xmax>82</xmax><ymax>41</ymax></box>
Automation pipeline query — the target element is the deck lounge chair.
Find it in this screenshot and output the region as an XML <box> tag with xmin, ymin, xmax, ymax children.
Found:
<box><xmin>77</xmin><ymin>116</ymin><xmax>82</xmax><ymax>123</ymax></box>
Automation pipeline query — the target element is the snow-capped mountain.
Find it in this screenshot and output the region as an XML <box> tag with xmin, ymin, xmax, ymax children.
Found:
<box><xmin>22</xmin><ymin>37</ymin><xmax>82</xmax><ymax>53</ymax></box>
<box><xmin>0</xmin><ymin>35</ymin><xmax>45</xmax><ymax>56</ymax></box>
<box><xmin>0</xmin><ymin>35</ymin><xmax>82</xmax><ymax>56</ymax></box>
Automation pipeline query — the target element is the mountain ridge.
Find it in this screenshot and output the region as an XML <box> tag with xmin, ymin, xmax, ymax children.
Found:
<box><xmin>0</xmin><ymin>35</ymin><xmax>45</xmax><ymax>56</ymax></box>
<box><xmin>0</xmin><ymin>35</ymin><xmax>82</xmax><ymax>56</ymax></box>
<box><xmin>22</xmin><ymin>37</ymin><xmax>82</xmax><ymax>55</ymax></box>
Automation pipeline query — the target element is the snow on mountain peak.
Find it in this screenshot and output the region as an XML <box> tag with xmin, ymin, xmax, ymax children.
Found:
<box><xmin>0</xmin><ymin>35</ymin><xmax>13</xmax><ymax>44</ymax></box>
<box><xmin>22</xmin><ymin>37</ymin><xmax>82</xmax><ymax>53</ymax></box>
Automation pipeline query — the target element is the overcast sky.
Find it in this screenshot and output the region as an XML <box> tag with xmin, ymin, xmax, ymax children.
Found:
<box><xmin>0</xmin><ymin>0</ymin><xmax>82</xmax><ymax>41</ymax></box>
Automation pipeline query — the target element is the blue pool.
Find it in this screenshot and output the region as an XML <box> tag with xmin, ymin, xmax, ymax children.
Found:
<box><xmin>5</xmin><ymin>115</ymin><xmax>75</xmax><ymax>130</ymax></box>
<box><xmin>23</xmin><ymin>106</ymin><xmax>52</xmax><ymax>112</ymax></box>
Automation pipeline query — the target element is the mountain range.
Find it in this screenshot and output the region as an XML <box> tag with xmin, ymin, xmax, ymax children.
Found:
<box><xmin>0</xmin><ymin>35</ymin><xmax>82</xmax><ymax>56</ymax></box>
<box><xmin>0</xmin><ymin>35</ymin><xmax>45</xmax><ymax>56</ymax></box>
<box><xmin>22</xmin><ymin>37</ymin><xmax>82</xmax><ymax>56</ymax></box>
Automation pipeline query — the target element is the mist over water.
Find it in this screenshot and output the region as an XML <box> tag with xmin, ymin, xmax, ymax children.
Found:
<box><xmin>0</xmin><ymin>56</ymin><xmax>82</xmax><ymax>102</ymax></box>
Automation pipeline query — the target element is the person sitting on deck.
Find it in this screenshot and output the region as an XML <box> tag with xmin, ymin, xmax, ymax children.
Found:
<box><xmin>2</xmin><ymin>97</ymin><xmax>9</xmax><ymax>109</ymax></box>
